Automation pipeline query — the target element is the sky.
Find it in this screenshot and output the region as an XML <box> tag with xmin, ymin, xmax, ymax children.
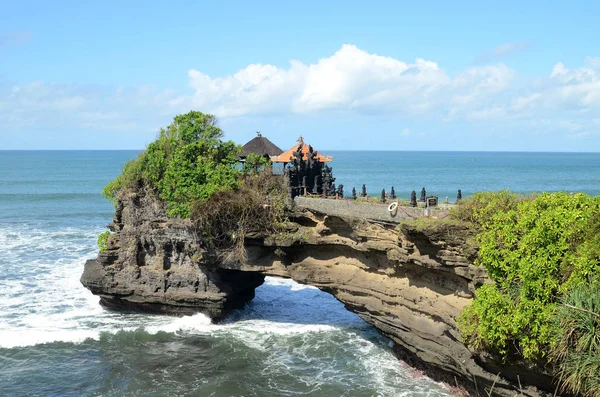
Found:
<box><xmin>1</xmin><ymin>1</ymin><xmax>599</xmax><ymax>151</ymax></box>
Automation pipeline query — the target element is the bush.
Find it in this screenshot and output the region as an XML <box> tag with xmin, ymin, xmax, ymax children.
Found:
<box><xmin>97</xmin><ymin>231</ymin><xmax>110</xmax><ymax>252</ymax></box>
<box><xmin>450</xmin><ymin>190</ymin><xmax>523</xmax><ymax>227</ymax></box>
<box><xmin>242</xmin><ymin>153</ymin><xmax>271</xmax><ymax>174</ymax></box>
<box><xmin>102</xmin><ymin>111</ymin><xmax>242</xmax><ymax>218</ymax></box>
<box><xmin>459</xmin><ymin>192</ymin><xmax>600</xmax><ymax>360</ymax></box>
<box><xmin>191</xmin><ymin>171</ymin><xmax>289</xmax><ymax>263</ymax></box>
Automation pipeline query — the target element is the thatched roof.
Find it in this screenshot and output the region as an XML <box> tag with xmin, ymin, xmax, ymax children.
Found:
<box><xmin>271</xmin><ymin>137</ymin><xmax>333</xmax><ymax>163</ymax></box>
<box><xmin>240</xmin><ymin>133</ymin><xmax>283</xmax><ymax>159</ymax></box>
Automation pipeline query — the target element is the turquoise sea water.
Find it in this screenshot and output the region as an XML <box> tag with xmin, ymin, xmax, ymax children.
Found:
<box><xmin>1</xmin><ymin>150</ymin><xmax>599</xmax><ymax>397</ymax></box>
<box><xmin>327</xmin><ymin>151</ymin><xmax>600</xmax><ymax>199</ymax></box>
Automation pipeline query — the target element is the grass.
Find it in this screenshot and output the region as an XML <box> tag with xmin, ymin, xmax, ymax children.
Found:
<box><xmin>551</xmin><ymin>282</ymin><xmax>600</xmax><ymax>396</ymax></box>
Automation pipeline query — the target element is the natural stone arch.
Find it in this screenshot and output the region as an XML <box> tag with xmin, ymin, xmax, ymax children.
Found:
<box><xmin>81</xmin><ymin>192</ymin><xmax>554</xmax><ymax>397</ymax></box>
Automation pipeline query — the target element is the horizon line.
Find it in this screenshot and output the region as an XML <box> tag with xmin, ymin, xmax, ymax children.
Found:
<box><xmin>2</xmin><ymin>149</ymin><xmax>600</xmax><ymax>154</ymax></box>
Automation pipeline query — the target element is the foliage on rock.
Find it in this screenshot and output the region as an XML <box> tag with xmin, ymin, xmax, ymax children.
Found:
<box><xmin>102</xmin><ymin>111</ymin><xmax>241</xmax><ymax>218</ymax></box>
<box><xmin>191</xmin><ymin>170</ymin><xmax>289</xmax><ymax>263</ymax></box>
<box><xmin>97</xmin><ymin>231</ymin><xmax>110</xmax><ymax>252</ymax></box>
<box><xmin>450</xmin><ymin>190</ymin><xmax>524</xmax><ymax>227</ymax></box>
<box><xmin>457</xmin><ymin>191</ymin><xmax>600</xmax><ymax>372</ymax></box>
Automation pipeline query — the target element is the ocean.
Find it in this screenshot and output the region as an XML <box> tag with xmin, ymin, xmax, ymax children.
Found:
<box><xmin>1</xmin><ymin>150</ymin><xmax>599</xmax><ymax>397</ymax></box>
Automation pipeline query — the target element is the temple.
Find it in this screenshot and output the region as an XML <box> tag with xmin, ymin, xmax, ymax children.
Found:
<box><xmin>240</xmin><ymin>135</ymin><xmax>337</xmax><ymax>199</ymax></box>
<box><xmin>272</xmin><ymin>137</ymin><xmax>336</xmax><ymax>198</ymax></box>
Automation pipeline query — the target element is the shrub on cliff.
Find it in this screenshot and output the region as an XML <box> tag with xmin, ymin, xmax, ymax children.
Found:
<box><xmin>191</xmin><ymin>170</ymin><xmax>289</xmax><ymax>263</ymax></box>
<box><xmin>97</xmin><ymin>231</ymin><xmax>110</xmax><ymax>252</ymax></box>
<box><xmin>102</xmin><ymin>111</ymin><xmax>241</xmax><ymax>218</ymax></box>
<box><xmin>458</xmin><ymin>192</ymin><xmax>600</xmax><ymax>363</ymax></box>
<box><xmin>450</xmin><ymin>190</ymin><xmax>524</xmax><ymax>227</ymax></box>
<box><xmin>101</xmin><ymin>110</ymin><xmax>289</xmax><ymax>261</ymax></box>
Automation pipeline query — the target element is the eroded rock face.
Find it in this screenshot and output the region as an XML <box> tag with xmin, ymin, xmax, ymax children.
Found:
<box><xmin>80</xmin><ymin>191</ymin><xmax>264</xmax><ymax>319</ymax></box>
<box><xmin>81</xmin><ymin>193</ymin><xmax>554</xmax><ymax>397</ymax></box>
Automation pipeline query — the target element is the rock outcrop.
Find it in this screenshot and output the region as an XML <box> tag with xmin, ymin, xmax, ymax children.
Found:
<box><xmin>81</xmin><ymin>191</ymin><xmax>264</xmax><ymax>319</ymax></box>
<box><xmin>81</xmin><ymin>192</ymin><xmax>555</xmax><ymax>397</ymax></box>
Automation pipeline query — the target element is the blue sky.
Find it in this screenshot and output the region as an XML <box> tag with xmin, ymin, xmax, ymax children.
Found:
<box><xmin>1</xmin><ymin>1</ymin><xmax>599</xmax><ymax>151</ymax></box>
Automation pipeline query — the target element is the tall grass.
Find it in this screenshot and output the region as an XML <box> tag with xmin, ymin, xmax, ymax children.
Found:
<box><xmin>551</xmin><ymin>282</ymin><xmax>600</xmax><ymax>397</ymax></box>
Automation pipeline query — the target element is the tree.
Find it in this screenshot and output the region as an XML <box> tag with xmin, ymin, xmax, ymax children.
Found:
<box><xmin>102</xmin><ymin>111</ymin><xmax>242</xmax><ymax>218</ymax></box>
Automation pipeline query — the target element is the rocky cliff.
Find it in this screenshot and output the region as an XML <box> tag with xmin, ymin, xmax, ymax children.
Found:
<box><xmin>81</xmin><ymin>191</ymin><xmax>556</xmax><ymax>397</ymax></box>
<box><xmin>82</xmin><ymin>190</ymin><xmax>264</xmax><ymax>319</ymax></box>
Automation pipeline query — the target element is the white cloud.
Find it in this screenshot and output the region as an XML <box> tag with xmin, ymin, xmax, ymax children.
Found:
<box><xmin>189</xmin><ymin>62</ymin><xmax>307</xmax><ymax>117</ymax></box>
<box><xmin>476</xmin><ymin>41</ymin><xmax>531</xmax><ymax>62</ymax></box>
<box><xmin>188</xmin><ymin>44</ymin><xmax>517</xmax><ymax>118</ymax></box>
<box><xmin>586</xmin><ymin>57</ymin><xmax>600</xmax><ymax>69</ymax></box>
<box><xmin>512</xmin><ymin>59</ymin><xmax>600</xmax><ymax>114</ymax></box>
<box><xmin>511</xmin><ymin>93</ymin><xmax>541</xmax><ymax>111</ymax></box>
<box><xmin>295</xmin><ymin>45</ymin><xmax>449</xmax><ymax>112</ymax></box>
<box><xmin>451</xmin><ymin>64</ymin><xmax>517</xmax><ymax>105</ymax></box>
<box><xmin>0</xmin><ymin>81</ymin><xmax>187</xmax><ymax>132</ymax></box>
<box><xmin>1</xmin><ymin>44</ymin><xmax>599</xmax><ymax>143</ymax></box>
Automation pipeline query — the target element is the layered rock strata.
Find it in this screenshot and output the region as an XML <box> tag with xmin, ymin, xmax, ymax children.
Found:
<box><xmin>81</xmin><ymin>193</ymin><xmax>554</xmax><ymax>397</ymax></box>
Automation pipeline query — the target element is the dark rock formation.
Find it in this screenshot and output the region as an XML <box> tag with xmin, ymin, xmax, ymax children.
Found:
<box><xmin>81</xmin><ymin>191</ymin><xmax>556</xmax><ymax>397</ymax></box>
<box><xmin>80</xmin><ymin>191</ymin><xmax>264</xmax><ymax>320</ymax></box>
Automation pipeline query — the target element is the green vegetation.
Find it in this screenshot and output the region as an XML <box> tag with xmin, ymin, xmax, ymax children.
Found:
<box><xmin>102</xmin><ymin>111</ymin><xmax>241</xmax><ymax>218</ymax></box>
<box><xmin>552</xmin><ymin>282</ymin><xmax>600</xmax><ymax>396</ymax></box>
<box><xmin>454</xmin><ymin>191</ymin><xmax>600</xmax><ymax>395</ymax></box>
<box><xmin>101</xmin><ymin>110</ymin><xmax>289</xmax><ymax>261</ymax></box>
<box><xmin>97</xmin><ymin>231</ymin><xmax>110</xmax><ymax>252</ymax></box>
<box><xmin>450</xmin><ymin>190</ymin><xmax>524</xmax><ymax>227</ymax></box>
<box><xmin>191</xmin><ymin>170</ymin><xmax>288</xmax><ymax>262</ymax></box>
<box><xmin>242</xmin><ymin>153</ymin><xmax>271</xmax><ymax>174</ymax></box>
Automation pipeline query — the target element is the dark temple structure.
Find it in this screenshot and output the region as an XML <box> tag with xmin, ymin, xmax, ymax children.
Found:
<box><xmin>271</xmin><ymin>137</ymin><xmax>336</xmax><ymax>198</ymax></box>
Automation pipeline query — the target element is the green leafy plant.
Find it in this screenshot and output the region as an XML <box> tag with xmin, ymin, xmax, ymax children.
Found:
<box><xmin>449</xmin><ymin>190</ymin><xmax>523</xmax><ymax>227</ymax></box>
<box><xmin>102</xmin><ymin>111</ymin><xmax>242</xmax><ymax>217</ymax></box>
<box><xmin>459</xmin><ymin>192</ymin><xmax>600</xmax><ymax>361</ymax></box>
<box><xmin>97</xmin><ymin>231</ymin><xmax>111</xmax><ymax>252</ymax></box>
<box><xmin>242</xmin><ymin>153</ymin><xmax>270</xmax><ymax>174</ymax></box>
<box><xmin>101</xmin><ymin>110</ymin><xmax>293</xmax><ymax>263</ymax></box>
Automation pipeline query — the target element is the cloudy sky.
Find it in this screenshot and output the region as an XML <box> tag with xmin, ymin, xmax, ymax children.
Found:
<box><xmin>1</xmin><ymin>1</ymin><xmax>599</xmax><ymax>151</ymax></box>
